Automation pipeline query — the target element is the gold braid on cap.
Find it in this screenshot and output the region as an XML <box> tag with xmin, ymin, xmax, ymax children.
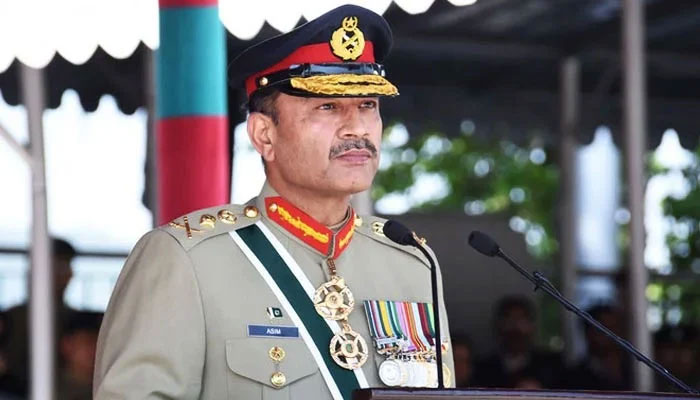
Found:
<box><xmin>290</xmin><ymin>74</ymin><xmax>399</xmax><ymax>96</ymax></box>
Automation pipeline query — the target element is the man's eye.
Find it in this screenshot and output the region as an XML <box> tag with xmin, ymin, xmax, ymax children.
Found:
<box><xmin>361</xmin><ymin>100</ymin><xmax>377</xmax><ymax>109</ymax></box>
<box><xmin>317</xmin><ymin>103</ymin><xmax>336</xmax><ymax>110</ymax></box>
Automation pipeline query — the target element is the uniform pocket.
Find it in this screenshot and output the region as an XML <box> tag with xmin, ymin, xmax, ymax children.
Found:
<box><xmin>225</xmin><ymin>337</ymin><xmax>322</xmax><ymax>400</ymax></box>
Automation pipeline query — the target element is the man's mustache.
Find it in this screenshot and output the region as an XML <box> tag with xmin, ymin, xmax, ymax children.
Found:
<box><xmin>329</xmin><ymin>139</ymin><xmax>378</xmax><ymax>159</ymax></box>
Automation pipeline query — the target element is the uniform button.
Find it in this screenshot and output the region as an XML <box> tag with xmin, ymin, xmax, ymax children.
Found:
<box><xmin>269</xmin><ymin>346</ymin><xmax>285</xmax><ymax>363</ymax></box>
<box><xmin>244</xmin><ymin>205</ymin><xmax>259</xmax><ymax>218</ymax></box>
<box><xmin>270</xmin><ymin>371</ymin><xmax>286</xmax><ymax>388</ymax></box>
<box><xmin>269</xmin><ymin>203</ymin><xmax>278</xmax><ymax>213</ymax></box>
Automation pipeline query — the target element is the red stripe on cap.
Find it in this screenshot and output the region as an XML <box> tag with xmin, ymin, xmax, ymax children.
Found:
<box><xmin>245</xmin><ymin>41</ymin><xmax>375</xmax><ymax>96</ymax></box>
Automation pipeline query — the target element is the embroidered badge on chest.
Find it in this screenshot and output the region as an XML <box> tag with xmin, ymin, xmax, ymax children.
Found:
<box><xmin>267</xmin><ymin>306</ymin><xmax>284</xmax><ymax>319</ymax></box>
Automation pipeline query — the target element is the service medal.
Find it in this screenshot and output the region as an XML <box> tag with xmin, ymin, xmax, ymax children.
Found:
<box><xmin>442</xmin><ymin>363</ymin><xmax>452</xmax><ymax>387</ymax></box>
<box><xmin>425</xmin><ymin>362</ymin><xmax>452</xmax><ymax>388</ymax></box>
<box><xmin>378</xmin><ymin>359</ymin><xmax>408</xmax><ymax>387</ymax></box>
<box><xmin>414</xmin><ymin>361</ymin><xmax>429</xmax><ymax>388</ymax></box>
<box><xmin>403</xmin><ymin>360</ymin><xmax>417</xmax><ymax>387</ymax></box>
<box><xmin>426</xmin><ymin>361</ymin><xmax>437</xmax><ymax>388</ymax></box>
<box><xmin>314</xmin><ymin>276</ymin><xmax>355</xmax><ymax>320</ymax></box>
<box><xmin>329</xmin><ymin>324</ymin><xmax>368</xmax><ymax>370</ymax></box>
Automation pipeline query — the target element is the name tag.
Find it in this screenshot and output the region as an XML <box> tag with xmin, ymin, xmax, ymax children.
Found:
<box><xmin>247</xmin><ymin>324</ymin><xmax>299</xmax><ymax>338</ymax></box>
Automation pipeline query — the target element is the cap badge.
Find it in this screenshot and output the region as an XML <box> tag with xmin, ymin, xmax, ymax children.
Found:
<box><xmin>330</xmin><ymin>16</ymin><xmax>365</xmax><ymax>61</ymax></box>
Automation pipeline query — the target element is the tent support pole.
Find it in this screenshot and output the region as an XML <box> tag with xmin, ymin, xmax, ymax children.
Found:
<box><xmin>20</xmin><ymin>63</ymin><xmax>54</xmax><ymax>400</ymax></box>
<box><xmin>622</xmin><ymin>0</ymin><xmax>653</xmax><ymax>391</ymax></box>
<box><xmin>144</xmin><ymin>49</ymin><xmax>158</xmax><ymax>226</ymax></box>
<box><xmin>559</xmin><ymin>56</ymin><xmax>580</xmax><ymax>365</ymax></box>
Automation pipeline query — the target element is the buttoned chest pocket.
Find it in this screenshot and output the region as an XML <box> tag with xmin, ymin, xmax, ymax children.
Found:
<box><xmin>225</xmin><ymin>338</ymin><xmax>325</xmax><ymax>400</ymax></box>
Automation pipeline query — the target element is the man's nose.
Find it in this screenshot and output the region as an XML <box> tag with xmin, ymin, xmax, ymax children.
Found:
<box><xmin>338</xmin><ymin>109</ymin><xmax>366</xmax><ymax>138</ymax></box>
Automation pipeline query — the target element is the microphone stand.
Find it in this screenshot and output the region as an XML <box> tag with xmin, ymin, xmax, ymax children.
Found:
<box><xmin>495</xmin><ymin>248</ymin><xmax>699</xmax><ymax>395</ymax></box>
<box><xmin>414</xmin><ymin>239</ymin><xmax>445</xmax><ymax>389</ymax></box>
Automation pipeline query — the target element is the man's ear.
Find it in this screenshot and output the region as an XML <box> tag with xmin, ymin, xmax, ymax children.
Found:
<box><xmin>247</xmin><ymin>112</ymin><xmax>276</xmax><ymax>163</ymax></box>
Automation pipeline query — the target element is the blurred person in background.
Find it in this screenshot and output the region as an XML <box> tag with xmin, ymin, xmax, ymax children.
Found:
<box><xmin>510</xmin><ymin>368</ymin><xmax>544</xmax><ymax>390</ymax></box>
<box><xmin>1</xmin><ymin>310</ymin><xmax>23</xmax><ymax>399</ymax></box>
<box><xmin>654</xmin><ymin>324</ymin><xmax>700</xmax><ymax>392</ymax></box>
<box><xmin>566</xmin><ymin>304</ymin><xmax>632</xmax><ymax>391</ymax></box>
<box><xmin>472</xmin><ymin>295</ymin><xmax>564</xmax><ymax>389</ymax></box>
<box><xmin>451</xmin><ymin>334</ymin><xmax>474</xmax><ymax>387</ymax></box>
<box><xmin>0</xmin><ymin>238</ymin><xmax>78</xmax><ymax>397</ymax></box>
<box><xmin>56</xmin><ymin>312</ymin><xmax>102</xmax><ymax>400</ymax></box>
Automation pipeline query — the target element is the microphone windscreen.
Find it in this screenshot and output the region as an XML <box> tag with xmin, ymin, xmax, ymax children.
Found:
<box><xmin>382</xmin><ymin>220</ymin><xmax>416</xmax><ymax>246</ymax></box>
<box><xmin>468</xmin><ymin>231</ymin><xmax>500</xmax><ymax>257</ymax></box>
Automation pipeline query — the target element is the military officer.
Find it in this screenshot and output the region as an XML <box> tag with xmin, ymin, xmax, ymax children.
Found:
<box><xmin>94</xmin><ymin>5</ymin><xmax>454</xmax><ymax>399</ymax></box>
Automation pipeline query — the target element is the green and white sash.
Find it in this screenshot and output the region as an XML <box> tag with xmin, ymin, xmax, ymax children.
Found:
<box><xmin>230</xmin><ymin>222</ymin><xmax>369</xmax><ymax>400</ymax></box>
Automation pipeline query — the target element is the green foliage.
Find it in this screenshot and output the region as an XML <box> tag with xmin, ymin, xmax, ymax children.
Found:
<box><xmin>647</xmin><ymin>282</ymin><xmax>700</xmax><ymax>326</ymax></box>
<box><xmin>374</xmin><ymin>123</ymin><xmax>700</xmax><ymax>330</ymax></box>
<box><xmin>373</xmin><ymin>123</ymin><xmax>559</xmax><ymax>259</ymax></box>
<box><xmin>661</xmin><ymin>144</ymin><xmax>700</xmax><ymax>272</ymax></box>
<box><xmin>373</xmin><ymin>123</ymin><xmax>563</xmax><ymax>346</ymax></box>
<box><xmin>655</xmin><ymin>145</ymin><xmax>700</xmax><ymax>325</ymax></box>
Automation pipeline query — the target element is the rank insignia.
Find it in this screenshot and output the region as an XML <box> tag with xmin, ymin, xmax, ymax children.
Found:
<box><xmin>264</xmin><ymin>196</ymin><xmax>357</xmax><ymax>258</ymax></box>
<box><xmin>168</xmin><ymin>215</ymin><xmax>202</xmax><ymax>239</ymax></box>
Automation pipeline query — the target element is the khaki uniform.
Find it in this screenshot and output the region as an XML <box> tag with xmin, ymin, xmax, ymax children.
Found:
<box><xmin>94</xmin><ymin>182</ymin><xmax>454</xmax><ymax>399</ymax></box>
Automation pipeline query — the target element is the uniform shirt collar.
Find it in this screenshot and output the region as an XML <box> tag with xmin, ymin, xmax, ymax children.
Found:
<box><xmin>255</xmin><ymin>181</ymin><xmax>358</xmax><ymax>259</ymax></box>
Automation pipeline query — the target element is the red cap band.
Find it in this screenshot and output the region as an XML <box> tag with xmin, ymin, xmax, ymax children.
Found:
<box><xmin>245</xmin><ymin>41</ymin><xmax>375</xmax><ymax>96</ymax></box>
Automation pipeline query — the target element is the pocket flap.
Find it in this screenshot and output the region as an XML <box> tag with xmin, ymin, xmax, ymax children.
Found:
<box><xmin>226</xmin><ymin>337</ymin><xmax>318</xmax><ymax>387</ymax></box>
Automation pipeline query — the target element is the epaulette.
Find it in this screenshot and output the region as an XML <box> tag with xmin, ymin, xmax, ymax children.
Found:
<box><xmin>159</xmin><ymin>202</ymin><xmax>262</xmax><ymax>251</ymax></box>
<box><xmin>354</xmin><ymin>215</ymin><xmax>431</xmax><ymax>268</ymax></box>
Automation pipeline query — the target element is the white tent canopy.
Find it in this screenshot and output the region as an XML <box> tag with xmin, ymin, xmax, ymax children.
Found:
<box><xmin>0</xmin><ymin>0</ymin><xmax>475</xmax><ymax>73</ymax></box>
<box><xmin>0</xmin><ymin>0</ymin><xmax>157</xmax><ymax>71</ymax></box>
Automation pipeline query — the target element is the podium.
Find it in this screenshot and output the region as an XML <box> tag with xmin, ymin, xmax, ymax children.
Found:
<box><xmin>353</xmin><ymin>388</ymin><xmax>700</xmax><ymax>400</ymax></box>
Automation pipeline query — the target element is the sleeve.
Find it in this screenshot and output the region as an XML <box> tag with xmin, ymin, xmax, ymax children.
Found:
<box><xmin>93</xmin><ymin>229</ymin><xmax>206</xmax><ymax>399</ymax></box>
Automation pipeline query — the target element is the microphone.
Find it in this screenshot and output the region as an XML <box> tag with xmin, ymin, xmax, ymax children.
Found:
<box><xmin>383</xmin><ymin>220</ymin><xmax>445</xmax><ymax>389</ymax></box>
<box><xmin>468</xmin><ymin>231</ymin><xmax>500</xmax><ymax>257</ymax></box>
<box><xmin>468</xmin><ymin>230</ymin><xmax>699</xmax><ymax>395</ymax></box>
<box><xmin>383</xmin><ymin>220</ymin><xmax>418</xmax><ymax>246</ymax></box>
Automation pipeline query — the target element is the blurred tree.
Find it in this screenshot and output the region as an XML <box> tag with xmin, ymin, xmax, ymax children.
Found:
<box><xmin>664</xmin><ymin>145</ymin><xmax>700</xmax><ymax>272</ymax></box>
<box><xmin>373</xmin><ymin>123</ymin><xmax>559</xmax><ymax>259</ymax></box>
<box><xmin>656</xmin><ymin>145</ymin><xmax>700</xmax><ymax>325</ymax></box>
<box><xmin>373</xmin><ymin>123</ymin><xmax>562</xmax><ymax>348</ymax></box>
<box><xmin>375</xmin><ymin>122</ymin><xmax>700</xmax><ymax>345</ymax></box>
